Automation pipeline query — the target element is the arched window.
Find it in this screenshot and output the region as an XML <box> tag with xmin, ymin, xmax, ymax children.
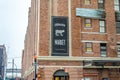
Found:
<box><xmin>53</xmin><ymin>69</ymin><xmax>69</xmax><ymax>80</ymax></box>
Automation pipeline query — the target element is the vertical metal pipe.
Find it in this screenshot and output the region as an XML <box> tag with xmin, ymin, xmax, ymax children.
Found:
<box><xmin>35</xmin><ymin>61</ymin><xmax>37</xmax><ymax>80</ymax></box>
<box><xmin>33</xmin><ymin>54</ymin><xmax>37</xmax><ymax>80</ymax></box>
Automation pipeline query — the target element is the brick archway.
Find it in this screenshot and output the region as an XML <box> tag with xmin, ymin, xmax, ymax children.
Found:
<box><xmin>53</xmin><ymin>69</ymin><xmax>69</xmax><ymax>80</ymax></box>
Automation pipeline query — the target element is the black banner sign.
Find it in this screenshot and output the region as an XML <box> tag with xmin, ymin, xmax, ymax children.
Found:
<box><xmin>52</xmin><ymin>16</ymin><xmax>69</xmax><ymax>56</ymax></box>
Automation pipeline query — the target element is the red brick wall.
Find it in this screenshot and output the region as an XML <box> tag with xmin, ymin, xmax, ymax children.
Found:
<box><xmin>71</xmin><ymin>0</ymin><xmax>81</xmax><ymax>56</ymax></box>
<box><xmin>84</xmin><ymin>69</ymin><xmax>120</xmax><ymax>80</ymax></box>
<box><xmin>37</xmin><ymin>67</ymin><xmax>83</xmax><ymax>80</ymax></box>
<box><xmin>57</xmin><ymin>0</ymin><xmax>68</xmax><ymax>16</ymax></box>
<box><xmin>52</xmin><ymin>0</ymin><xmax>68</xmax><ymax>16</ymax></box>
<box><xmin>39</xmin><ymin>0</ymin><xmax>69</xmax><ymax>56</ymax></box>
<box><xmin>39</xmin><ymin>0</ymin><xmax>50</xmax><ymax>56</ymax></box>
<box><xmin>105</xmin><ymin>0</ymin><xmax>117</xmax><ymax>57</ymax></box>
<box><xmin>22</xmin><ymin>0</ymin><xmax>120</xmax><ymax>80</ymax></box>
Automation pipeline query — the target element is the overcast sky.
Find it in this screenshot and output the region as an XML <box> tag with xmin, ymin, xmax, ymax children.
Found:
<box><xmin>0</xmin><ymin>0</ymin><xmax>31</xmax><ymax>69</ymax></box>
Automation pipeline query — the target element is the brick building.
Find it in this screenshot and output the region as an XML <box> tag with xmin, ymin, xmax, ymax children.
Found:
<box><xmin>22</xmin><ymin>0</ymin><xmax>120</xmax><ymax>80</ymax></box>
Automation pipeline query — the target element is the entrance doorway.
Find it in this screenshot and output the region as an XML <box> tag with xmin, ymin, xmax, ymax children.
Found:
<box><xmin>53</xmin><ymin>69</ymin><xmax>69</xmax><ymax>80</ymax></box>
<box><xmin>102</xmin><ymin>78</ymin><xmax>110</xmax><ymax>80</ymax></box>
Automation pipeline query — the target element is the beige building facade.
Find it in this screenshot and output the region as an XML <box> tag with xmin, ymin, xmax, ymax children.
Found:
<box><xmin>22</xmin><ymin>0</ymin><xmax>120</xmax><ymax>80</ymax></box>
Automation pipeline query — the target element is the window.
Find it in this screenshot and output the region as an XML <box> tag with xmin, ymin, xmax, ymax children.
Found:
<box><xmin>99</xmin><ymin>20</ymin><xmax>105</xmax><ymax>33</ymax></box>
<box><xmin>114</xmin><ymin>0</ymin><xmax>120</xmax><ymax>11</ymax></box>
<box><xmin>100</xmin><ymin>43</ymin><xmax>107</xmax><ymax>57</ymax></box>
<box><xmin>116</xmin><ymin>21</ymin><xmax>120</xmax><ymax>33</ymax></box>
<box><xmin>84</xmin><ymin>77</ymin><xmax>91</xmax><ymax>80</ymax></box>
<box><xmin>86</xmin><ymin>43</ymin><xmax>93</xmax><ymax>52</ymax></box>
<box><xmin>83</xmin><ymin>61</ymin><xmax>92</xmax><ymax>66</ymax></box>
<box><xmin>84</xmin><ymin>0</ymin><xmax>91</xmax><ymax>5</ymax></box>
<box><xmin>98</xmin><ymin>0</ymin><xmax>104</xmax><ymax>9</ymax></box>
<box><xmin>85</xmin><ymin>19</ymin><xmax>92</xmax><ymax>28</ymax></box>
<box><xmin>117</xmin><ymin>44</ymin><xmax>120</xmax><ymax>57</ymax></box>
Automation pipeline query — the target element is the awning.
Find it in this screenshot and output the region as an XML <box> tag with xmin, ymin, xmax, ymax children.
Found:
<box><xmin>54</xmin><ymin>69</ymin><xmax>69</xmax><ymax>77</ymax></box>
<box><xmin>92</xmin><ymin>60</ymin><xmax>120</xmax><ymax>66</ymax></box>
<box><xmin>76</xmin><ymin>8</ymin><xmax>105</xmax><ymax>19</ymax></box>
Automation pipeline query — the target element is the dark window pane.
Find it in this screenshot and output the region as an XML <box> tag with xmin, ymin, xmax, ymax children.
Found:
<box><xmin>100</xmin><ymin>43</ymin><xmax>107</xmax><ymax>57</ymax></box>
<box><xmin>98</xmin><ymin>0</ymin><xmax>104</xmax><ymax>9</ymax></box>
<box><xmin>116</xmin><ymin>22</ymin><xmax>120</xmax><ymax>33</ymax></box>
<box><xmin>116</xmin><ymin>22</ymin><xmax>120</xmax><ymax>27</ymax></box>
<box><xmin>98</xmin><ymin>3</ymin><xmax>104</xmax><ymax>9</ymax></box>
<box><xmin>117</xmin><ymin>44</ymin><xmax>120</xmax><ymax>57</ymax></box>
<box><xmin>116</xmin><ymin>28</ymin><xmax>120</xmax><ymax>33</ymax></box>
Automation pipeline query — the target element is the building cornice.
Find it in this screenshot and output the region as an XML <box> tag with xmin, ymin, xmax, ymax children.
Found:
<box><xmin>37</xmin><ymin>56</ymin><xmax>120</xmax><ymax>61</ymax></box>
<box><xmin>81</xmin><ymin>32</ymin><xmax>107</xmax><ymax>34</ymax></box>
<box><xmin>81</xmin><ymin>40</ymin><xmax>108</xmax><ymax>43</ymax></box>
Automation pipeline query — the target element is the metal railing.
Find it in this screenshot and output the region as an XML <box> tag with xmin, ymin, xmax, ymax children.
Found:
<box><xmin>6</xmin><ymin>69</ymin><xmax>21</xmax><ymax>73</ymax></box>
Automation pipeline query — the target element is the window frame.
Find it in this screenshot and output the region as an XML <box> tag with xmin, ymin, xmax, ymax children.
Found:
<box><xmin>116</xmin><ymin>21</ymin><xmax>120</xmax><ymax>33</ymax></box>
<box><xmin>117</xmin><ymin>44</ymin><xmax>120</xmax><ymax>57</ymax></box>
<box><xmin>99</xmin><ymin>20</ymin><xmax>106</xmax><ymax>33</ymax></box>
<box><xmin>114</xmin><ymin>0</ymin><xmax>120</xmax><ymax>11</ymax></box>
<box><xmin>85</xmin><ymin>18</ymin><xmax>92</xmax><ymax>28</ymax></box>
<box><xmin>86</xmin><ymin>42</ymin><xmax>93</xmax><ymax>52</ymax></box>
<box><xmin>98</xmin><ymin>0</ymin><xmax>104</xmax><ymax>9</ymax></box>
<box><xmin>100</xmin><ymin>43</ymin><xmax>107</xmax><ymax>57</ymax></box>
<box><xmin>84</xmin><ymin>0</ymin><xmax>91</xmax><ymax>5</ymax></box>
